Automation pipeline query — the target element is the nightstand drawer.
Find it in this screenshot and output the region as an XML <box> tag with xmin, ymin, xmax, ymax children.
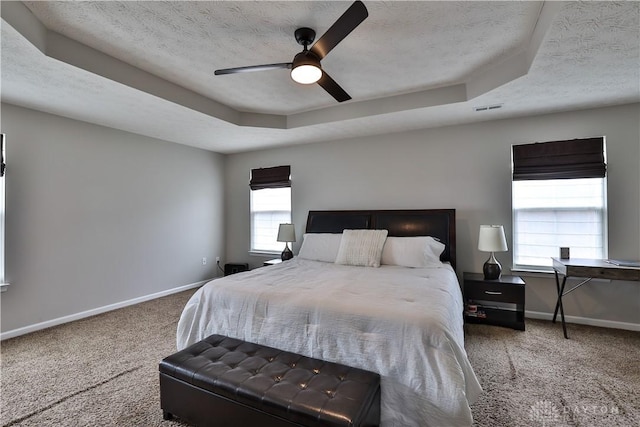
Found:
<box><xmin>464</xmin><ymin>282</ymin><xmax>524</xmax><ymax>303</ymax></box>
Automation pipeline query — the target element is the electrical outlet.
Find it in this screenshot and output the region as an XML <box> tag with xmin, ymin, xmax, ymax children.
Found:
<box><xmin>202</xmin><ymin>257</ymin><xmax>207</xmax><ymax>265</ymax></box>
<box><xmin>216</xmin><ymin>256</ymin><xmax>220</xmax><ymax>263</ymax></box>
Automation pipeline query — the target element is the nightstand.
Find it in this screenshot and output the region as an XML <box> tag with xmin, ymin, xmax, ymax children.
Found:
<box><xmin>263</xmin><ymin>258</ymin><xmax>282</xmax><ymax>267</ymax></box>
<box><xmin>463</xmin><ymin>272</ymin><xmax>525</xmax><ymax>331</ymax></box>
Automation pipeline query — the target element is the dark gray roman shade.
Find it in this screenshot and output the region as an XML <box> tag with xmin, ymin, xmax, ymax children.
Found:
<box><xmin>249</xmin><ymin>165</ymin><xmax>291</xmax><ymax>190</ymax></box>
<box><xmin>512</xmin><ymin>137</ymin><xmax>605</xmax><ymax>181</ymax></box>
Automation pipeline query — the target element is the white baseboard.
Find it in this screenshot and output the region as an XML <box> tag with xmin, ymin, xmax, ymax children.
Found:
<box><xmin>0</xmin><ymin>279</ymin><xmax>212</xmax><ymax>341</ymax></box>
<box><xmin>525</xmin><ymin>310</ymin><xmax>640</xmax><ymax>332</ymax></box>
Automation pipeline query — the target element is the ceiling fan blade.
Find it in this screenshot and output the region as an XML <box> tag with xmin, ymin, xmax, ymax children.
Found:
<box><xmin>310</xmin><ymin>1</ymin><xmax>368</xmax><ymax>60</ymax></box>
<box><xmin>317</xmin><ymin>72</ymin><xmax>352</xmax><ymax>102</ymax></box>
<box><xmin>215</xmin><ymin>63</ymin><xmax>292</xmax><ymax>75</ymax></box>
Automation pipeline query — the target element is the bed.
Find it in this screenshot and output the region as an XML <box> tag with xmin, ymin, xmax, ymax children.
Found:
<box><xmin>177</xmin><ymin>209</ymin><xmax>482</xmax><ymax>427</ymax></box>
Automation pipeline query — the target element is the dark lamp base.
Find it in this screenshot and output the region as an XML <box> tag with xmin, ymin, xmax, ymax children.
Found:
<box><xmin>281</xmin><ymin>245</ymin><xmax>293</xmax><ymax>261</ymax></box>
<box><xmin>483</xmin><ymin>260</ymin><xmax>502</xmax><ymax>280</ymax></box>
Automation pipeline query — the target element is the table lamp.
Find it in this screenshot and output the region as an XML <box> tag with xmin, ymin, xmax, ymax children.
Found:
<box><xmin>478</xmin><ymin>225</ymin><xmax>508</xmax><ymax>280</ymax></box>
<box><xmin>277</xmin><ymin>224</ymin><xmax>296</xmax><ymax>261</ymax></box>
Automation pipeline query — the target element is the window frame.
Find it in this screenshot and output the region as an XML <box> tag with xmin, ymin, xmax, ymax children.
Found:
<box><xmin>248</xmin><ymin>165</ymin><xmax>292</xmax><ymax>256</ymax></box>
<box><xmin>1</xmin><ymin>134</ymin><xmax>7</xmax><ymax>292</ymax></box>
<box><xmin>511</xmin><ymin>137</ymin><xmax>608</xmax><ymax>273</ymax></box>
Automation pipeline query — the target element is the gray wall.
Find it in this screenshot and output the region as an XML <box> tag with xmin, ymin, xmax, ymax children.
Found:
<box><xmin>225</xmin><ymin>103</ymin><xmax>640</xmax><ymax>328</ymax></box>
<box><xmin>2</xmin><ymin>102</ymin><xmax>637</xmax><ymax>335</ymax></box>
<box><xmin>1</xmin><ymin>103</ymin><xmax>225</xmax><ymax>335</ymax></box>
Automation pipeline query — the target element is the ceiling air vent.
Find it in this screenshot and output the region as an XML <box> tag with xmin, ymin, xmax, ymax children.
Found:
<box><xmin>474</xmin><ymin>104</ymin><xmax>503</xmax><ymax>112</ymax></box>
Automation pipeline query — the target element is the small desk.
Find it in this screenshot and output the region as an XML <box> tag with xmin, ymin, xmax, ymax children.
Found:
<box><xmin>552</xmin><ymin>258</ymin><xmax>640</xmax><ymax>338</ymax></box>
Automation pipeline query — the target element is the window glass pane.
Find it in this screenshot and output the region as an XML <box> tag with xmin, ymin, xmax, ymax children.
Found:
<box><xmin>250</xmin><ymin>187</ymin><xmax>291</xmax><ymax>252</ymax></box>
<box><xmin>513</xmin><ymin>178</ymin><xmax>606</xmax><ymax>269</ymax></box>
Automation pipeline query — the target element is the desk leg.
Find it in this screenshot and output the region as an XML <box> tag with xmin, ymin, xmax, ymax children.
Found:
<box><xmin>559</xmin><ymin>282</ymin><xmax>568</xmax><ymax>339</ymax></box>
<box><xmin>553</xmin><ymin>272</ymin><xmax>569</xmax><ymax>338</ymax></box>
<box><xmin>553</xmin><ymin>271</ymin><xmax>562</xmax><ymax>322</ymax></box>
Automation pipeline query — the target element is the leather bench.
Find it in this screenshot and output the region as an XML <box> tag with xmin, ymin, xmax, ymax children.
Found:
<box><xmin>159</xmin><ymin>334</ymin><xmax>381</xmax><ymax>427</ymax></box>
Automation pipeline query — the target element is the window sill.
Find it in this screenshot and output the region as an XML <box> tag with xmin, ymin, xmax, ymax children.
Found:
<box><xmin>1</xmin><ymin>283</ymin><xmax>9</xmax><ymax>293</ymax></box>
<box><xmin>509</xmin><ymin>268</ymin><xmax>554</xmax><ymax>278</ymax></box>
<box><xmin>249</xmin><ymin>251</ymin><xmax>281</xmax><ymax>258</ymax></box>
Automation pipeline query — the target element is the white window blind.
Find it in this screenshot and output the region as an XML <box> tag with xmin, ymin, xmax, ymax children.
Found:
<box><xmin>513</xmin><ymin>178</ymin><xmax>607</xmax><ymax>269</ymax></box>
<box><xmin>250</xmin><ymin>187</ymin><xmax>291</xmax><ymax>253</ymax></box>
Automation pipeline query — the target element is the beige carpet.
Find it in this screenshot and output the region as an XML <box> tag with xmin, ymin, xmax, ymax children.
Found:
<box><xmin>0</xmin><ymin>290</ymin><xmax>195</xmax><ymax>427</ymax></box>
<box><xmin>466</xmin><ymin>321</ymin><xmax>639</xmax><ymax>427</ymax></box>
<box><xmin>1</xmin><ymin>289</ymin><xmax>638</xmax><ymax>427</ymax></box>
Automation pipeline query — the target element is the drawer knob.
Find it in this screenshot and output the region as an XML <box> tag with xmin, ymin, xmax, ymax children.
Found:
<box><xmin>484</xmin><ymin>291</ymin><xmax>503</xmax><ymax>295</ymax></box>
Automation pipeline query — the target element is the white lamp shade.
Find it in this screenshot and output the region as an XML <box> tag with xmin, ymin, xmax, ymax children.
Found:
<box><xmin>277</xmin><ymin>224</ymin><xmax>296</xmax><ymax>243</ymax></box>
<box><xmin>478</xmin><ymin>225</ymin><xmax>508</xmax><ymax>252</ymax></box>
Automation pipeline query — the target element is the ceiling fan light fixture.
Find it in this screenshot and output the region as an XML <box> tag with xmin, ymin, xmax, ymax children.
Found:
<box><xmin>291</xmin><ymin>52</ymin><xmax>322</xmax><ymax>84</ymax></box>
<box><xmin>291</xmin><ymin>65</ymin><xmax>322</xmax><ymax>84</ymax></box>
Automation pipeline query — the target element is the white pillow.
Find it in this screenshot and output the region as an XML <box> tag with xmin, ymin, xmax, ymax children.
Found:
<box><xmin>381</xmin><ymin>236</ymin><xmax>445</xmax><ymax>268</ymax></box>
<box><xmin>335</xmin><ymin>229</ymin><xmax>388</xmax><ymax>267</ymax></box>
<box><xmin>297</xmin><ymin>233</ymin><xmax>343</xmax><ymax>263</ymax></box>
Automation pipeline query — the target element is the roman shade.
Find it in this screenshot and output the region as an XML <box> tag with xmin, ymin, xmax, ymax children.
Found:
<box><xmin>512</xmin><ymin>137</ymin><xmax>606</xmax><ymax>181</ymax></box>
<box><xmin>249</xmin><ymin>165</ymin><xmax>291</xmax><ymax>190</ymax></box>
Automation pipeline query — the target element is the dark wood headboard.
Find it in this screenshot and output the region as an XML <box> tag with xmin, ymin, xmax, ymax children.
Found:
<box><xmin>305</xmin><ymin>209</ymin><xmax>456</xmax><ymax>271</ymax></box>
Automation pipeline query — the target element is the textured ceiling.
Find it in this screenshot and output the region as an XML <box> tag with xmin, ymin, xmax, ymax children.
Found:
<box><xmin>1</xmin><ymin>1</ymin><xmax>639</xmax><ymax>153</ymax></box>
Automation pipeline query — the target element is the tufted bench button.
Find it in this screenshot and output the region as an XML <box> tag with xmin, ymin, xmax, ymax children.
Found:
<box><xmin>160</xmin><ymin>334</ymin><xmax>380</xmax><ymax>427</ymax></box>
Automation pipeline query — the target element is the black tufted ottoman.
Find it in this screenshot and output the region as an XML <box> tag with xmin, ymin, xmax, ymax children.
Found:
<box><xmin>159</xmin><ymin>334</ymin><xmax>380</xmax><ymax>427</ymax></box>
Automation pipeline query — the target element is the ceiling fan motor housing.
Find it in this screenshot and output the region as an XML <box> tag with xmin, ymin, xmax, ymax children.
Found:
<box><xmin>292</xmin><ymin>51</ymin><xmax>321</xmax><ymax>70</ymax></box>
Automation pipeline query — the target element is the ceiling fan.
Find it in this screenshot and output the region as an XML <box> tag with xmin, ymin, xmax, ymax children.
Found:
<box><xmin>214</xmin><ymin>1</ymin><xmax>368</xmax><ymax>103</ymax></box>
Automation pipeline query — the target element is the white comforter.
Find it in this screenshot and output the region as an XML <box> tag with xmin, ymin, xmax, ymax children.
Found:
<box><xmin>177</xmin><ymin>258</ymin><xmax>482</xmax><ymax>427</ymax></box>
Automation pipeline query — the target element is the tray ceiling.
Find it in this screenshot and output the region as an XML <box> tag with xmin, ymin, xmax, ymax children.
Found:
<box><xmin>1</xmin><ymin>1</ymin><xmax>638</xmax><ymax>153</ymax></box>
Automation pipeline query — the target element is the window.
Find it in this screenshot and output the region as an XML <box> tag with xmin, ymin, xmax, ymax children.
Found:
<box><xmin>1</xmin><ymin>134</ymin><xmax>6</xmax><ymax>291</ymax></box>
<box><xmin>249</xmin><ymin>166</ymin><xmax>291</xmax><ymax>254</ymax></box>
<box><xmin>512</xmin><ymin>137</ymin><xmax>607</xmax><ymax>271</ymax></box>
